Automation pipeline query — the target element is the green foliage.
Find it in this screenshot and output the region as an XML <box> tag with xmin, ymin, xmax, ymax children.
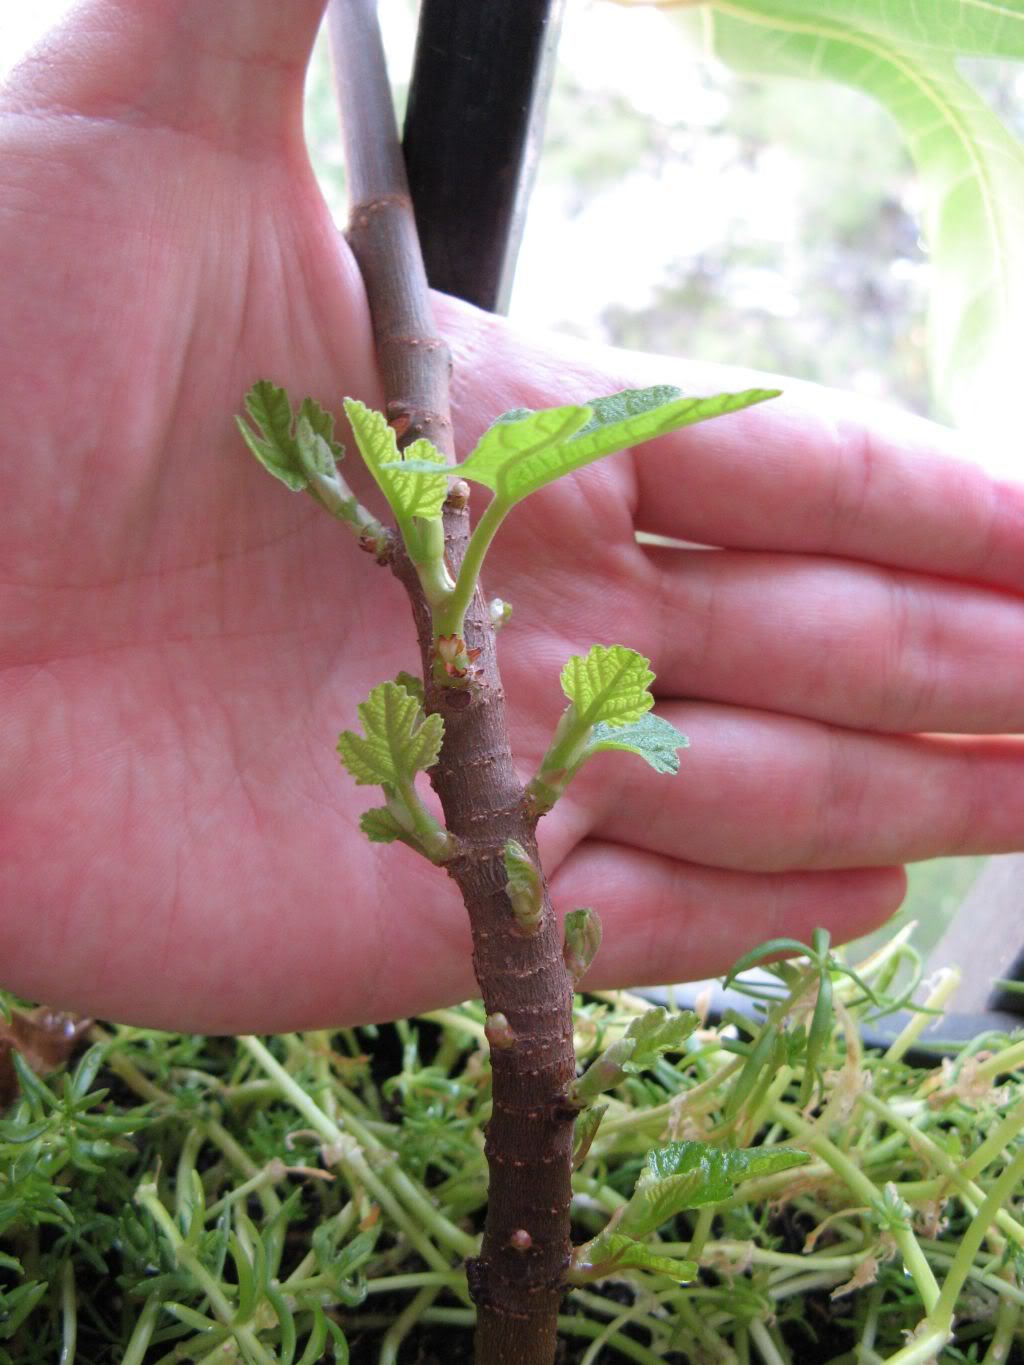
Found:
<box><xmin>4</xmin><ymin>935</ymin><xmax>1024</xmax><ymax>1361</ymax></box>
<box><xmin>343</xmin><ymin>398</ymin><xmax>448</xmax><ymax>536</ymax></box>
<box><xmin>570</xmin><ymin>1007</ymin><xmax>697</xmax><ymax>1103</ymax></box>
<box><xmin>697</xmin><ymin>0</ymin><xmax>1024</xmax><ymax>435</ymax></box>
<box><xmin>560</xmin><ymin>643</ymin><xmax>655</xmax><ymax>728</ymax></box>
<box><xmin>236</xmin><ymin>381</ymin><xmax>327</xmax><ymax>492</ymax></box>
<box><xmin>529</xmin><ymin>645</ymin><xmax>687</xmax><ymax>813</ymax></box>
<box><xmin>582</xmin><ymin>712</ymin><xmax>689</xmax><ymax>776</ymax></box>
<box><xmin>394</xmin><ymin>385</ymin><xmax>777</xmax><ymax>507</ymax></box>
<box><xmin>568</xmin><ymin>1231</ymin><xmax>697</xmax><ymax>1285</ymax></box>
<box><xmin>336</xmin><ymin>680</ymin><xmax>444</xmax><ymax>788</ymax></box>
<box><xmin>617</xmin><ymin>1141</ymin><xmax>811</xmax><ymax>1240</ymax></box>
<box><xmin>358</xmin><ymin>807</ymin><xmax>406</xmax><ymax>844</ymax></box>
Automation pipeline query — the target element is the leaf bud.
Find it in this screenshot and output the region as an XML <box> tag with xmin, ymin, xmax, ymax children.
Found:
<box><xmin>485</xmin><ymin>1012</ymin><xmax>515</xmax><ymax>1050</ymax></box>
<box><xmin>446</xmin><ymin>479</ymin><xmax>471</xmax><ymax>509</ymax></box>
<box><xmin>563</xmin><ymin>908</ymin><xmax>602</xmax><ymax>986</ymax></box>
<box><xmin>489</xmin><ymin>597</ymin><xmax>513</xmax><ymax>631</ymax></box>
<box><xmin>503</xmin><ymin>840</ymin><xmax>544</xmax><ymax>933</ymax></box>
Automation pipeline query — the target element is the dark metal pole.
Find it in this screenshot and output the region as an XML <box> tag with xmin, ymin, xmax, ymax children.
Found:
<box><xmin>402</xmin><ymin>0</ymin><xmax>565</xmax><ymax>313</ymax></box>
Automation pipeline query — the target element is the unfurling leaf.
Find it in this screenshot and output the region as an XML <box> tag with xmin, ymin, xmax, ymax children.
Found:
<box><xmin>567</xmin><ymin>1232</ymin><xmax>697</xmax><ymax>1286</ymax></box>
<box><xmin>571</xmin><ymin>1103</ymin><xmax>607</xmax><ymax>1170</ymax></box>
<box><xmin>393</xmin><ymin>672</ymin><xmax>425</xmax><ymax>710</ymax></box>
<box><xmin>569</xmin><ymin>1008</ymin><xmax>699</xmax><ymax>1106</ymax></box>
<box><xmin>337</xmin><ymin>681</ymin><xmax>444</xmax><ymax>788</ymax></box>
<box><xmin>504</xmin><ymin>840</ymin><xmax>543</xmax><ymax>933</ymax></box>
<box><xmin>563</xmin><ymin>908</ymin><xmax>602</xmax><ymax>986</ymax></box>
<box><xmin>620</xmin><ymin>1007</ymin><xmax>698</xmax><ymax>1074</ymax></box>
<box><xmin>343</xmin><ymin>399</ymin><xmax>449</xmax><ymax>529</ymax></box>
<box><xmin>561</xmin><ymin>644</ymin><xmax>655</xmax><ymax>728</ymax></box>
<box><xmin>359</xmin><ymin>809</ymin><xmax>405</xmax><ymax>844</ymax></box>
<box><xmin>236</xmin><ymin>380</ymin><xmax>311</xmax><ymax>491</ymax></box>
<box><xmin>570</xmin><ymin>1038</ymin><xmax>636</xmax><ymax>1104</ymax></box>
<box><xmin>583</xmin><ymin>713</ymin><xmax>689</xmax><ymax>775</ymax></box>
<box><xmin>617</xmin><ymin>1140</ymin><xmax>811</xmax><ymax>1240</ymax></box>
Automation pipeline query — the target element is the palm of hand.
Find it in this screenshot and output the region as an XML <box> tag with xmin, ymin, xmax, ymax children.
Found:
<box><xmin>4</xmin><ymin>5</ymin><xmax>1023</xmax><ymax>1033</ymax></box>
<box><xmin>0</xmin><ymin>84</ymin><xmax>678</xmax><ymax>1030</ymax></box>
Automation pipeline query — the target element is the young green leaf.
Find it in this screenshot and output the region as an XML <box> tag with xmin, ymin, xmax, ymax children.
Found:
<box><xmin>236</xmin><ymin>380</ymin><xmax>308</xmax><ymax>491</ymax></box>
<box><xmin>571</xmin><ymin>1103</ymin><xmax>607</xmax><ymax>1170</ymax></box>
<box><xmin>567</xmin><ymin>1232</ymin><xmax>697</xmax><ymax>1285</ymax></box>
<box><xmin>563</xmin><ymin>908</ymin><xmax>602</xmax><ymax>986</ymax></box>
<box><xmin>617</xmin><ymin>1141</ymin><xmax>811</xmax><ymax>1240</ymax></box>
<box><xmin>454</xmin><ymin>403</ymin><xmax>593</xmax><ymax>497</ymax></box>
<box><xmin>620</xmin><ymin>1008</ymin><xmax>698</xmax><ymax>1074</ymax></box>
<box><xmin>343</xmin><ymin>399</ymin><xmax>449</xmax><ymax>528</ymax></box>
<box><xmin>337</xmin><ymin>681</ymin><xmax>444</xmax><ymax>788</ymax></box>
<box><xmin>394</xmin><ymin>386</ymin><xmax>778</xmax><ymax>506</ymax></box>
<box><xmin>393</xmin><ymin>672</ymin><xmax>426</xmax><ymax>710</ymax></box>
<box><xmin>581</xmin><ymin>713</ymin><xmax>688</xmax><ymax>775</ymax></box>
<box><xmin>359</xmin><ymin>808</ymin><xmax>406</xmax><ymax>844</ymax></box>
<box><xmin>561</xmin><ymin>644</ymin><xmax>655</xmax><ymax>728</ymax></box>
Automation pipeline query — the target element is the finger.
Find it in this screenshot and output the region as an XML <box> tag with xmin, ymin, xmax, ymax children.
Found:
<box><xmin>4</xmin><ymin>0</ymin><xmax>327</xmax><ymax>151</ymax></box>
<box><xmin>644</xmin><ymin>547</ymin><xmax>1024</xmax><ymax>733</ymax></box>
<box><xmin>547</xmin><ymin>842</ymin><xmax>904</xmax><ymax>990</ymax></box>
<box><xmin>440</xmin><ymin>301</ymin><xmax>1024</xmax><ymax>594</ymax></box>
<box><xmin>579</xmin><ymin>702</ymin><xmax>1024</xmax><ymax>872</ymax></box>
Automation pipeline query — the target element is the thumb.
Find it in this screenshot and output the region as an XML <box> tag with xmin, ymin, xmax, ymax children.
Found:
<box><xmin>4</xmin><ymin>0</ymin><xmax>327</xmax><ymax>154</ymax></box>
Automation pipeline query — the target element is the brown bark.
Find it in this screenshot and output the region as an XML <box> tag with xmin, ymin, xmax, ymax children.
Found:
<box><xmin>328</xmin><ymin>4</ymin><xmax>576</xmax><ymax>1361</ymax></box>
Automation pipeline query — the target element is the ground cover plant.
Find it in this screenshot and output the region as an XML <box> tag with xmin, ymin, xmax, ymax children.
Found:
<box><xmin>3</xmin><ymin>932</ymin><xmax>1024</xmax><ymax>1363</ymax></box>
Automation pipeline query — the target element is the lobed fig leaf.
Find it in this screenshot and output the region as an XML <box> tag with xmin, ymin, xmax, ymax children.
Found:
<box><xmin>561</xmin><ymin>644</ymin><xmax>655</xmax><ymax>728</ymax></box>
<box><xmin>617</xmin><ymin>1140</ymin><xmax>811</xmax><ymax>1240</ymax></box>
<box><xmin>344</xmin><ymin>399</ymin><xmax>449</xmax><ymax>529</ymax></box>
<box><xmin>337</xmin><ymin>681</ymin><xmax>444</xmax><ymax>788</ymax></box>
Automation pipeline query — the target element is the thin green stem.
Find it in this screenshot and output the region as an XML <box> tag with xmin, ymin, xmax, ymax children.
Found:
<box><xmin>120</xmin><ymin>1295</ymin><xmax>162</xmax><ymax>1365</ymax></box>
<box><xmin>932</xmin><ymin>1143</ymin><xmax>1024</xmax><ymax>1329</ymax></box>
<box><xmin>379</xmin><ymin>1286</ymin><xmax>440</xmax><ymax>1365</ymax></box>
<box><xmin>433</xmin><ymin>493</ymin><xmax>509</xmax><ymax>639</ymax></box>
<box><xmin>772</xmin><ymin>1101</ymin><xmax>940</xmax><ymax>1313</ymax></box>
<box><xmin>748</xmin><ymin>1318</ymin><xmax>789</xmax><ymax>1365</ymax></box>
<box><xmin>59</xmin><ymin>1260</ymin><xmax>77</xmax><ymax>1365</ymax></box>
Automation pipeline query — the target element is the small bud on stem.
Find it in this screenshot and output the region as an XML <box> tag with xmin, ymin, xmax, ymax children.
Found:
<box><xmin>503</xmin><ymin>840</ymin><xmax>544</xmax><ymax>933</ymax></box>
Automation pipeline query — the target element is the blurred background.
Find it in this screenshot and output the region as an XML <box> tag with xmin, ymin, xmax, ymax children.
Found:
<box><xmin>4</xmin><ymin>0</ymin><xmax>1021</xmax><ymax>959</ymax></box>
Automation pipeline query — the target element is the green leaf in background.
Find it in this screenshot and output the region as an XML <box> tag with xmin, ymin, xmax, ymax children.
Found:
<box><xmin>236</xmin><ymin>380</ymin><xmax>309</xmax><ymax>491</ymax></box>
<box><xmin>695</xmin><ymin>0</ymin><xmax>1024</xmax><ymax>441</ymax></box>
<box><xmin>337</xmin><ymin>681</ymin><xmax>444</xmax><ymax>788</ymax></box>
<box><xmin>582</xmin><ymin>712</ymin><xmax>689</xmax><ymax>775</ymax></box>
<box><xmin>343</xmin><ymin>399</ymin><xmax>449</xmax><ymax>528</ymax></box>
<box><xmin>568</xmin><ymin>1232</ymin><xmax>697</xmax><ymax>1285</ymax></box>
<box><xmin>618</xmin><ymin>1140</ymin><xmax>811</xmax><ymax>1239</ymax></box>
<box><xmin>561</xmin><ymin>644</ymin><xmax>656</xmax><ymax>727</ymax></box>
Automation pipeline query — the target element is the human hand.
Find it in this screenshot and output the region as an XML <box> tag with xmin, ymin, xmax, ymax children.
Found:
<box><xmin>2</xmin><ymin>0</ymin><xmax>1022</xmax><ymax>1033</ymax></box>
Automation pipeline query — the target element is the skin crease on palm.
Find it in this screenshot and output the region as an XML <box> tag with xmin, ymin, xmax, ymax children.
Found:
<box><xmin>0</xmin><ymin>0</ymin><xmax>1023</xmax><ymax>1035</ymax></box>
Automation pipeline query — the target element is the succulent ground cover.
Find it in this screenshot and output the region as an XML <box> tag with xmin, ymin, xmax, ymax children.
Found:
<box><xmin>2</xmin><ymin>929</ymin><xmax>1024</xmax><ymax>1363</ymax></box>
